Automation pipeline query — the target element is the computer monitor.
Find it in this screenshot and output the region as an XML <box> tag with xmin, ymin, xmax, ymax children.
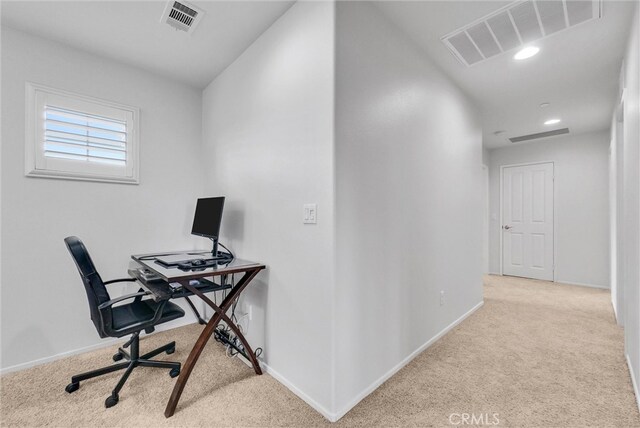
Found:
<box><xmin>191</xmin><ymin>196</ymin><xmax>225</xmax><ymax>255</ymax></box>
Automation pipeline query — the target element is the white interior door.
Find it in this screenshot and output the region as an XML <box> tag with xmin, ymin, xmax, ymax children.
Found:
<box><xmin>502</xmin><ymin>163</ymin><xmax>554</xmax><ymax>281</ymax></box>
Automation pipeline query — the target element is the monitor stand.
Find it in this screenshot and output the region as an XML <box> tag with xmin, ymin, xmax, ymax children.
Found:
<box><xmin>210</xmin><ymin>237</ymin><xmax>219</xmax><ymax>258</ymax></box>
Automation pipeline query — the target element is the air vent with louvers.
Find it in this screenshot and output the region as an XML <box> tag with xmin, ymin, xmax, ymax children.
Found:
<box><xmin>161</xmin><ymin>1</ymin><xmax>204</xmax><ymax>34</ymax></box>
<box><xmin>509</xmin><ymin>128</ymin><xmax>570</xmax><ymax>143</ymax></box>
<box><xmin>442</xmin><ymin>0</ymin><xmax>601</xmax><ymax>67</ymax></box>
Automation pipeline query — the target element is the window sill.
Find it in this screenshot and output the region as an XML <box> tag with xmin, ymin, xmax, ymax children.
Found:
<box><xmin>26</xmin><ymin>168</ymin><xmax>139</xmax><ymax>185</ymax></box>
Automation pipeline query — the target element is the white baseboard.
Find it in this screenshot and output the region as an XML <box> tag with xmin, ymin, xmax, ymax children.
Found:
<box><xmin>208</xmin><ymin>301</ymin><xmax>482</xmax><ymax>423</ymax></box>
<box><xmin>555</xmin><ymin>280</ymin><xmax>609</xmax><ymax>290</ymax></box>
<box><xmin>228</xmin><ymin>338</ymin><xmax>336</xmax><ymax>420</ymax></box>
<box><xmin>490</xmin><ymin>274</ymin><xmax>609</xmax><ymax>290</ymax></box>
<box><xmin>4</xmin><ymin>301</ymin><xmax>487</xmax><ymax>424</ymax></box>
<box><xmin>333</xmin><ymin>300</ymin><xmax>485</xmax><ymax>421</ymax></box>
<box><xmin>262</xmin><ymin>361</ymin><xmax>336</xmax><ymax>422</ymax></box>
<box><xmin>0</xmin><ymin>317</ymin><xmax>198</xmax><ymax>376</ymax></box>
<box><xmin>627</xmin><ymin>354</ymin><xmax>640</xmax><ymax>414</ymax></box>
<box><xmin>1</xmin><ymin>337</ymin><xmax>121</xmax><ymax>376</ymax></box>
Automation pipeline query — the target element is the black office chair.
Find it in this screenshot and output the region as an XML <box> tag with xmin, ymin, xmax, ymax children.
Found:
<box><xmin>63</xmin><ymin>236</ymin><xmax>185</xmax><ymax>408</ymax></box>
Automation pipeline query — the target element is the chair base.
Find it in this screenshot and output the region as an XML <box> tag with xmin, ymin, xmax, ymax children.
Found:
<box><xmin>65</xmin><ymin>333</ymin><xmax>180</xmax><ymax>408</ymax></box>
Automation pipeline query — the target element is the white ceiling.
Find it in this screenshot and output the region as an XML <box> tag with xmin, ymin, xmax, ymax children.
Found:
<box><xmin>2</xmin><ymin>1</ymin><xmax>633</xmax><ymax>147</ymax></box>
<box><xmin>1</xmin><ymin>1</ymin><xmax>295</xmax><ymax>89</ymax></box>
<box><xmin>375</xmin><ymin>1</ymin><xmax>635</xmax><ymax>148</ymax></box>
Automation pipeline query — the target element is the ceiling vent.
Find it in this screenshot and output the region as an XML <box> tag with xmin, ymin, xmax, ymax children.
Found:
<box><xmin>441</xmin><ymin>0</ymin><xmax>602</xmax><ymax>66</ymax></box>
<box><xmin>161</xmin><ymin>1</ymin><xmax>204</xmax><ymax>34</ymax></box>
<box><xmin>509</xmin><ymin>128</ymin><xmax>569</xmax><ymax>143</ymax></box>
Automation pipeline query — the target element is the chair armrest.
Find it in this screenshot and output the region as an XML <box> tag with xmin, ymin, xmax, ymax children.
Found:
<box><xmin>98</xmin><ymin>291</ymin><xmax>148</xmax><ymax>310</ymax></box>
<box><xmin>103</xmin><ymin>278</ymin><xmax>138</xmax><ymax>286</ymax></box>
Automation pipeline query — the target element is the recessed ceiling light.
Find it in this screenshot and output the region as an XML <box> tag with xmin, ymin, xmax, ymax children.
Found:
<box><xmin>514</xmin><ymin>46</ymin><xmax>540</xmax><ymax>60</ymax></box>
<box><xmin>540</xmin><ymin>102</ymin><xmax>550</xmax><ymax>108</ymax></box>
<box><xmin>544</xmin><ymin>119</ymin><xmax>561</xmax><ymax>125</ymax></box>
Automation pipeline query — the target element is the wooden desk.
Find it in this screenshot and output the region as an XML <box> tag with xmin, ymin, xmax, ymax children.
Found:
<box><xmin>130</xmin><ymin>252</ymin><xmax>266</xmax><ymax>418</ymax></box>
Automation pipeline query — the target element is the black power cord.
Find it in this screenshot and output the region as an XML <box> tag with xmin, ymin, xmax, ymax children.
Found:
<box><xmin>217</xmin><ymin>242</ymin><xmax>235</xmax><ymax>262</ymax></box>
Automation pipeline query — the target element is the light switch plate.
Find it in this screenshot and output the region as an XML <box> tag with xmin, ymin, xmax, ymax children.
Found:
<box><xmin>303</xmin><ymin>204</ymin><xmax>317</xmax><ymax>224</ymax></box>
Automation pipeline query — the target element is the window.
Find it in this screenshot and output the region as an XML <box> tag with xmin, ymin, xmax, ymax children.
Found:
<box><xmin>25</xmin><ymin>83</ymin><xmax>140</xmax><ymax>184</ymax></box>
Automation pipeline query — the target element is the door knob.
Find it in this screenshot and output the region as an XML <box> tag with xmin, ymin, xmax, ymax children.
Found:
<box><xmin>503</xmin><ymin>225</ymin><xmax>512</xmax><ymax>230</ymax></box>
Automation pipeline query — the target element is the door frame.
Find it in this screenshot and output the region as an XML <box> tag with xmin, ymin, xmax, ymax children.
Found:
<box><xmin>499</xmin><ymin>160</ymin><xmax>556</xmax><ymax>281</ymax></box>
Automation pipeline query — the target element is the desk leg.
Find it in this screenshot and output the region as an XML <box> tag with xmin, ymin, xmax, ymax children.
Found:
<box><xmin>184</xmin><ymin>296</ymin><xmax>207</xmax><ymax>325</ymax></box>
<box><xmin>164</xmin><ymin>269</ymin><xmax>262</xmax><ymax>418</ymax></box>
<box><xmin>183</xmin><ymin>283</ymin><xmax>262</xmax><ymax>376</ymax></box>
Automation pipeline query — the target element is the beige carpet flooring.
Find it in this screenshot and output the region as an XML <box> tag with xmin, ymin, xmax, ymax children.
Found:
<box><xmin>1</xmin><ymin>275</ymin><xmax>639</xmax><ymax>427</ymax></box>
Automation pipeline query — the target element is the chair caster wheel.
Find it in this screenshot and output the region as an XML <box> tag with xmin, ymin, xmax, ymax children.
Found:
<box><xmin>169</xmin><ymin>368</ymin><xmax>180</xmax><ymax>378</ymax></box>
<box><xmin>105</xmin><ymin>394</ymin><xmax>119</xmax><ymax>408</ymax></box>
<box><xmin>112</xmin><ymin>352</ymin><xmax>124</xmax><ymax>361</ymax></box>
<box><xmin>166</xmin><ymin>347</ymin><xmax>175</xmax><ymax>355</ymax></box>
<box><xmin>65</xmin><ymin>382</ymin><xmax>79</xmax><ymax>393</ymax></box>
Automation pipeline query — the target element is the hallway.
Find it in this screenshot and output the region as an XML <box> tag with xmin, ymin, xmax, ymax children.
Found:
<box><xmin>1</xmin><ymin>275</ymin><xmax>638</xmax><ymax>426</ymax></box>
<box><xmin>449</xmin><ymin>276</ymin><xmax>637</xmax><ymax>425</ymax></box>
<box><xmin>334</xmin><ymin>275</ymin><xmax>640</xmax><ymax>426</ymax></box>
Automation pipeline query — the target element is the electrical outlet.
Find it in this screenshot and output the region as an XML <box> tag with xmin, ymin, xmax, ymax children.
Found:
<box><xmin>440</xmin><ymin>290</ymin><xmax>445</xmax><ymax>306</ymax></box>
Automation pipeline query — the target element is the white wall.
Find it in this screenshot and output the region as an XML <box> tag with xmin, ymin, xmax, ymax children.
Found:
<box><xmin>488</xmin><ymin>131</ymin><xmax>610</xmax><ymax>288</ymax></box>
<box><xmin>482</xmin><ymin>147</ymin><xmax>491</xmax><ymax>167</ymax></box>
<box><xmin>483</xmin><ymin>164</ymin><xmax>490</xmax><ymax>274</ymax></box>
<box><xmin>610</xmin><ymin>115</ymin><xmax>620</xmax><ymax>322</ymax></box>
<box><xmin>201</xmin><ymin>1</ymin><xmax>335</xmax><ymax>415</ymax></box>
<box><xmin>1</xmin><ymin>27</ymin><xmax>205</xmax><ymax>370</ymax></box>
<box><xmin>619</xmin><ymin>3</ymin><xmax>640</xmax><ymax>411</ymax></box>
<box><xmin>334</xmin><ymin>1</ymin><xmax>483</xmax><ymax>417</ymax></box>
<box><xmin>483</xmin><ymin>146</ymin><xmax>491</xmax><ymax>274</ymax></box>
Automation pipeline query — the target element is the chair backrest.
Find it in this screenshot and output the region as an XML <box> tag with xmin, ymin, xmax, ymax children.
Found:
<box><xmin>64</xmin><ymin>236</ymin><xmax>112</xmax><ymax>338</ymax></box>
